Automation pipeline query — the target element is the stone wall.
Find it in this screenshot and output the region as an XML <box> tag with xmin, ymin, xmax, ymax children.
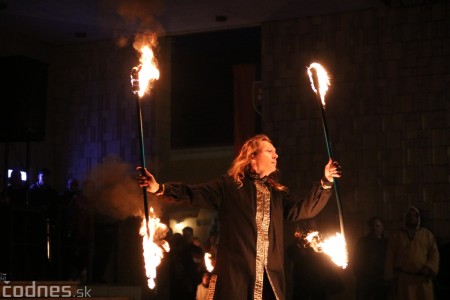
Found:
<box><xmin>262</xmin><ymin>2</ymin><xmax>449</xmax><ymax>242</ymax></box>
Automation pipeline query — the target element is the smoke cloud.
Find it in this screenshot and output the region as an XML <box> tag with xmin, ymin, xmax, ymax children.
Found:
<box><xmin>83</xmin><ymin>155</ymin><xmax>157</xmax><ymax>221</ymax></box>
<box><xmin>101</xmin><ymin>0</ymin><xmax>165</xmax><ymax>48</ymax></box>
<box><xmin>116</xmin><ymin>0</ymin><xmax>164</xmax><ymax>31</ymax></box>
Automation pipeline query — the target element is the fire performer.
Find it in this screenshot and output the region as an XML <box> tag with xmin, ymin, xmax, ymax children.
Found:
<box><xmin>137</xmin><ymin>134</ymin><xmax>342</xmax><ymax>300</ymax></box>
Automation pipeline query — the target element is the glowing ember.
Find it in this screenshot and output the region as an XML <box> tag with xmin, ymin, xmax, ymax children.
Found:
<box><xmin>307</xmin><ymin>62</ymin><xmax>330</xmax><ymax>106</ymax></box>
<box><xmin>139</xmin><ymin>207</ymin><xmax>170</xmax><ymax>289</ymax></box>
<box><xmin>305</xmin><ymin>231</ymin><xmax>348</xmax><ymax>269</ymax></box>
<box><xmin>132</xmin><ymin>34</ymin><xmax>160</xmax><ymax>98</ymax></box>
<box><xmin>204</xmin><ymin>252</ymin><xmax>214</xmax><ymax>272</ymax></box>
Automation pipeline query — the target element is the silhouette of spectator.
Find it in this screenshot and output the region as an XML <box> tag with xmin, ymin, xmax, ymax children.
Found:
<box><xmin>5</xmin><ymin>167</ymin><xmax>28</xmax><ymax>278</ymax></box>
<box><xmin>182</xmin><ymin>226</ymin><xmax>206</xmax><ymax>299</ymax></box>
<box><xmin>193</xmin><ymin>236</ymin><xmax>202</xmax><ymax>248</ymax></box>
<box><xmin>167</xmin><ymin>232</ymin><xmax>190</xmax><ymax>299</ymax></box>
<box><xmin>27</xmin><ymin>168</ymin><xmax>60</xmax><ymax>279</ymax></box>
<box><xmin>29</xmin><ymin>168</ymin><xmax>59</xmax><ymax>214</ymax></box>
<box><xmin>353</xmin><ymin>216</ymin><xmax>389</xmax><ymax>300</ymax></box>
<box><xmin>6</xmin><ymin>168</ymin><xmax>27</xmax><ymax>207</ymax></box>
<box><xmin>385</xmin><ymin>206</ymin><xmax>439</xmax><ymax>300</ymax></box>
<box><xmin>59</xmin><ymin>176</ymin><xmax>92</xmax><ymax>281</ymax></box>
<box><xmin>6</xmin><ymin>169</ymin><xmax>29</xmax><ymax>280</ymax></box>
<box><xmin>59</xmin><ymin>177</ymin><xmax>81</xmax><ymax>240</ymax></box>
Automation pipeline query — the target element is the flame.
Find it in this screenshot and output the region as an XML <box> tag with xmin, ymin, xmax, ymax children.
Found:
<box><xmin>132</xmin><ymin>34</ymin><xmax>160</xmax><ymax>98</ymax></box>
<box><xmin>305</xmin><ymin>231</ymin><xmax>348</xmax><ymax>269</ymax></box>
<box><xmin>204</xmin><ymin>252</ymin><xmax>214</xmax><ymax>273</ymax></box>
<box><xmin>139</xmin><ymin>207</ymin><xmax>170</xmax><ymax>289</ymax></box>
<box><xmin>307</xmin><ymin>62</ymin><xmax>330</xmax><ymax>106</ymax></box>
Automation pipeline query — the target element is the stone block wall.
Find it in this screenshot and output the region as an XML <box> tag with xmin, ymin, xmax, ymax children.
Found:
<box><xmin>45</xmin><ymin>38</ymin><xmax>171</xmax><ymax>187</ymax></box>
<box><xmin>262</xmin><ymin>3</ymin><xmax>449</xmax><ymax>245</ymax></box>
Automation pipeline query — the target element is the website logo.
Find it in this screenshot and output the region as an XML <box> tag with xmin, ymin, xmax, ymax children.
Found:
<box><xmin>1</xmin><ymin>280</ymin><xmax>92</xmax><ymax>298</ymax></box>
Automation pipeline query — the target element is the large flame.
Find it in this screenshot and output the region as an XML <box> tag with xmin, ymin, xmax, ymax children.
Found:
<box><xmin>204</xmin><ymin>252</ymin><xmax>214</xmax><ymax>273</ymax></box>
<box><xmin>305</xmin><ymin>231</ymin><xmax>348</xmax><ymax>269</ymax></box>
<box><xmin>139</xmin><ymin>207</ymin><xmax>170</xmax><ymax>289</ymax></box>
<box><xmin>307</xmin><ymin>62</ymin><xmax>330</xmax><ymax>106</ymax></box>
<box><xmin>132</xmin><ymin>34</ymin><xmax>160</xmax><ymax>98</ymax></box>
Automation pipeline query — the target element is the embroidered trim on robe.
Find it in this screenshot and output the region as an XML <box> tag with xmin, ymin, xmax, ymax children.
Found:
<box><xmin>253</xmin><ymin>180</ymin><xmax>271</xmax><ymax>300</ymax></box>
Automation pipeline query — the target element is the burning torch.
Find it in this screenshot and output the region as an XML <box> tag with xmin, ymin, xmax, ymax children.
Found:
<box><xmin>130</xmin><ymin>41</ymin><xmax>160</xmax><ymax>236</ymax></box>
<box><xmin>307</xmin><ymin>63</ymin><xmax>346</xmax><ymax>242</ymax></box>
<box><xmin>131</xmin><ymin>66</ymin><xmax>150</xmax><ymax>236</ymax></box>
<box><xmin>130</xmin><ymin>34</ymin><xmax>171</xmax><ymax>290</ymax></box>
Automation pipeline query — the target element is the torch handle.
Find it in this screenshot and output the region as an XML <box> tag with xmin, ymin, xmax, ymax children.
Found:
<box><xmin>319</xmin><ymin>105</ymin><xmax>333</xmax><ymax>159</ymax></box>
<box><xmin>136</xmin><ymin>95</ymin><xmax>150</xmax><ymax>230</ymax></box>
<box><xmin>318</xmin><ymin>101</ymin><xmax>345</xmax><ymax>239</ymax></box>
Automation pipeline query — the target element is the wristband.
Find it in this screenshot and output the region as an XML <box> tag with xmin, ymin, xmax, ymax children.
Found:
<box><xmin>321</xmin><ymin>177</ymin><xmax>333</xmax><ymax>189</ymax></box>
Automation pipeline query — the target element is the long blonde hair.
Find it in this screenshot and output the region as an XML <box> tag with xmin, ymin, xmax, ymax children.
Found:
<box><xmin>227</xmin><ymin>134</ymin><xmax>287</xmax><ymax>191</ymax></box>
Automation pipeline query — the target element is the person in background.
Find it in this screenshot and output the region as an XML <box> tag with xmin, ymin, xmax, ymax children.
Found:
<box><xmin>28</xmin><ymin>167</ymin><xmax>60</xmax><ymax>279</ymax></box>
<box><xmin>28</xmin><ymin>168</ymin><xmax>59</xmax><ymax>213</ymax></box>
<box><xmin>137</xmin><ymin>134</ymin><xmax>342</xmax><ymax>300</ymax></box>
<box><xmin>166</xmin><ymin>232</ymin><xmax>190</xmax><ymax>299</ymax></box>
<box><xmin>5</xmin><ymin>169</ymin><xmax>28</xmax><ymax>279</ymax></box>
<box><xmin>353</xmin><ymin>216</ymin><xmax>389</xmax><ymax>300</ymax></box>
<box><xmin>6</xmin><ymin>168</ymin><xmax>27</xmax><ymax>207</ymax></box>
<box><xmin>182</xmin><ymin>226</ymin><xmax>206</xmax><ymax>299</ymax></box>
<box><xmin>193</xmin><ymin>236</ymin><xmax>203</xmax><ymax>248</ymax></box>
<box><xmin>60</xmin><ymin>177</ymin><xmax>82</xmax><ymax>238</ymax></box>
<box><xmin>196</xmin><ymin>271</ymin><xmax>212</xmax><ymax>300</ymax></box>
<box><xmin>5</xmin><ymin>167</ymin><xmax>28</xmax><ymax>277</ymax></box>
<box><xmin>59</xmin><ymin>176</ymin><xmax>84</xmax><ymax>280</ymax></box>
<box><xmin>384</xmin><ymin>206</ymin><xmax>439</xmax><ymax>300</ymax></box>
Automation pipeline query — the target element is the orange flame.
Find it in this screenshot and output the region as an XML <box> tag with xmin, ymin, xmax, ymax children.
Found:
<box><xmin>307</xmin><ymin>62</ymin><xmax>330</xmax><ymax>106</ymax></box>
<box><xmin>133</xmin><ymin>34</ymin><xmax>160</xmax><ymax>98</ymax></box>
<box><xmin>139</xmin><ymin>207</ymin><xmax>170</xmax><ymax>289</ymax></box>
<box><xmin>305</xmin><ymin>231</ymin><xmax>348</xmax><ymax>269</ymax></box>
<box><xmin>204</xmin><ymin>252</ymin><xmax>214</xmax><ymax>273</ymax></box>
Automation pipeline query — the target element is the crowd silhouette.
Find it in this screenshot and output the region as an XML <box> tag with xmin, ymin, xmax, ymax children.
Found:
<box><xmin>0</xmin><ymin>167</ymin><xmax>219</xmax><ymax>300</ymax></box>
<box><xmin>0</xmin><ymin>168</ymin><xmax>95</xmax><ymax>282</ymax></box>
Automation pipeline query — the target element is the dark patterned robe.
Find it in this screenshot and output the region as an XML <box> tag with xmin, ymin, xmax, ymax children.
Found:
<box><xmin>159</xmin><ymin>174</ymin><xmax>332</xmax><ymax>300</ymax></box>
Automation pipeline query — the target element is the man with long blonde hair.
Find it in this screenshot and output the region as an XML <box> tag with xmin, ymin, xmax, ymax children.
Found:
<box><xmin>228</xmin><ymin>134</ymin><xmax>287</xmax><ymax>192</ymax></box>
<box><xmin>138</xmin><ymin>134</ymin><xmax>342</xmax><ymax>300</ymax></box>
